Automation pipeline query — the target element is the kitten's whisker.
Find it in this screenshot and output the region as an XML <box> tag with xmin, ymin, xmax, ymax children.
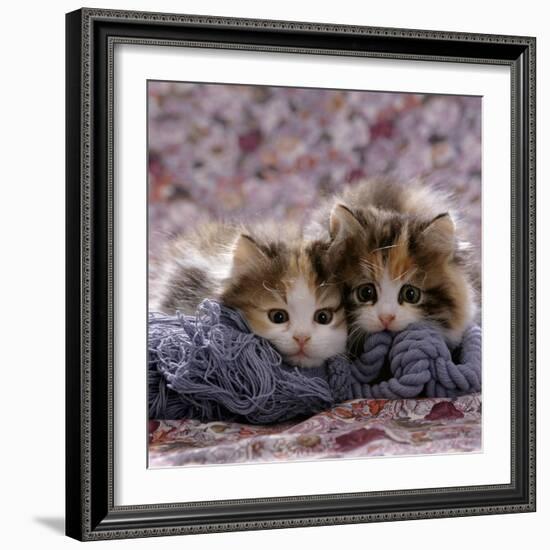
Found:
<box><xmin>371</xmin><ymin>244</ymin><xmax>401</xmax><ymax>253</ymax></box>
<box><xmin>317</xmin><ymin>280</ymin><xmax>341</xmax><ymax>288</ymax></box>
<box><xmin>347</xmin><ymin>323</ymin><xmax>365</xmax><ymax>349</ymax></box>
<box><xmin>262</xmin><ymin>280</ymin><xmax>285</xmax><ymax>301</ymax></box>
<box><xmin>360</xmin><ymin>258</ymin><xmax>383</xmax><ymax>274</ymax></box>
<box><xmin>392</xmin><ymin>266</ymin><xmax>418</xmax><ymax>282</ymax></box>
<box><xmin>348</xmin><ymin>334</ymin><xmax>363</xmax><ymax>350</ymax></box>
<box><xmin>347</xmin><ymin>327</ymin><xmax>366</xmax><ymax>356</ymax></box>
<box><xmin>360</xmin><ymin>258</ymin><xmax>379</xmax><ymax>268</ymax></box>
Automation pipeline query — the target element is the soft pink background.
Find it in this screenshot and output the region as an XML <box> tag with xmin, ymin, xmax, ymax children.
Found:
<box><xmin>148</xmin><ymin>82</ymin><xmax>481</xmax><ymax>259</ymax></box>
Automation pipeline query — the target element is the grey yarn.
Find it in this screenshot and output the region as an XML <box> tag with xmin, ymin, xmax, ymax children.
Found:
<box><xmin>148</xmin><ymin>300</ymin><xmax>337</xmax><ymax>424</ymax></box>
<box><xmin>148</xmin><ymin>300</ymin><xmax>481</xmax><ymax>423</ymax></box>
<box><xmin>345</xmin><ymin>323</ymin><xmax>481</xmax><ymax>399</ymax></box>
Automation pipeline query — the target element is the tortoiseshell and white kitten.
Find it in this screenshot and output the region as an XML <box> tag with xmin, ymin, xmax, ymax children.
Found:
<box><xmin>151</xmin><ymin>223</ymin><xmax>348</xmax><ymax>368</ymax></box>
<box><xmin>308</xmin><ymin>178</ymin><xmax>478</xmax><ymax>347</ymax></box>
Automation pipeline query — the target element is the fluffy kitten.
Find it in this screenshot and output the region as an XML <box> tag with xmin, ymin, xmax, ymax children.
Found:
<box><xmin>309</xmin><ymin>178</ymin><xmax>478</xmax><ymax>345</ymax></box>
<box><xmin>151</xmin><ymin>223</ymin><xmax>348</xmax><ymax>368</ymax></box>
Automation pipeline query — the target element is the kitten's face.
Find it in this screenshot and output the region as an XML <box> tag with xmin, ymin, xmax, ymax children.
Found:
<box><xmin>329</xmin><ymin>205</ymin><xmax>474</xmax><ymax>344</ymax></box>
<box><xmin>221</xmin><ymin>235</ymin><xmax>347</xmax><ymax>368</ymax></box>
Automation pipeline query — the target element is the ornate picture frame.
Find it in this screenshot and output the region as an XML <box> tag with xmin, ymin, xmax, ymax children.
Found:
<box><xmin>65</xmin><ymin>7</ymin><xmax>536</xmax><ymax>541</ymax></box>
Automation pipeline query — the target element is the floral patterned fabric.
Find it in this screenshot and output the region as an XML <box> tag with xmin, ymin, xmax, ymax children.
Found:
<box><xmin>149</xmin><ymin>394</ymin><xmax>481</xmax><ymax>468</ymax></box>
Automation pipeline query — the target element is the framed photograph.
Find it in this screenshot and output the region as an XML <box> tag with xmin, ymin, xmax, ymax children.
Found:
<box><xmin>65</xmin><ymin>7</ymin><xmax>536</xmax><ymax>541</ymax></box>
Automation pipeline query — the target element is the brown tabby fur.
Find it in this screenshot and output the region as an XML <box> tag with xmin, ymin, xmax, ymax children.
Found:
<box><xmin>152</xmin><ymin>222</ymin><xmax>345</xmax><ymax>332</ymax></box>
<box><xmin>221</xmin><ymin>233</ymin><xmax>345</xmax><ymax>334</ymax></box>
<box><xmin>321</xmin><ymin>178</ymin><xmax>478</xmax><ymax>343</ymax></box>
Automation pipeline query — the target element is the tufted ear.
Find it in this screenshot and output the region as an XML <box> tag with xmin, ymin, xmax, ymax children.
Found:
<box><xmin>421</xmin><ymin>213</ymin><xmax>455</xmax><ymax>257</ymax></box>
<box><xmin>329</xmin><ymin>204</ymin><xmax>363</xmax><ymax>241</ymax></box>
<box><xmin>231</xmin><ymin>234</ymin><xmax>267</xmax><ymax>275</ymax></box>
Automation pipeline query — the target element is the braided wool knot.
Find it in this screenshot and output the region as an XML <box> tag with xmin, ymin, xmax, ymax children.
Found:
<box><xmin>347</xmin><ymin>322</ymin><xmax>481</xmax><ymax>399</ymax></box>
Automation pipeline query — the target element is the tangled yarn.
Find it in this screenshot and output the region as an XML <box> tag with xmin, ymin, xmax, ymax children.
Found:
<box><xmin>148</xmin><ymin>300</ymin><xmax>481</xmax><ymax>423</ymax></box>
<box><xmin>148</xmin><ymin>300</ymin><xmax>336</xmax><ymax>424</ymax></box>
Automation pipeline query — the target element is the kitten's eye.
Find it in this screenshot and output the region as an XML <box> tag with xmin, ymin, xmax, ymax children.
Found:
<box><xmin>268</xmin><ymin>309</ymin><xmax>289</xmax><ymax>324</ymax></box>
<box><xmin>356</xmin><ymin>283</ymin><xmax>377</xmax><ymax>304</ymax></box>
<box><xmin>314</xmin><ymin>309</ymin><xmax>333</xmax><ymax>325</ymax></box>
<box><xmin>400</xmin><ymin>284</ymin><xmax>421</xmax><ymax>304</ymax></box>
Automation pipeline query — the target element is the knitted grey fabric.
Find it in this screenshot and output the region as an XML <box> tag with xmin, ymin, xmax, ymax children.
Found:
<box><xmin>342</xmin><ymin>324</ymin><xmax>481</xmax><ymax>399</ymax></box>
<box><xmin>148</xmin><ymin>300</ymin><xmax>481</xmax><ymax>423</ymax></box>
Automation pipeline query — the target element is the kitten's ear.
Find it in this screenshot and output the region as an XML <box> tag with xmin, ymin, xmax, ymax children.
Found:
<box><xmin>421</xmin><ymin>213</ymin><xmax>455</xmax><ymax>256</ymax></box>
<box><xmin>231</xmin><ymin>234</ymin><xmax>267</xmax><ymax>275</ymax></box>
<box><xmin>329</xmin><ymin>204</ymin><xmax>363</xmax><ymax>241</ymax></box>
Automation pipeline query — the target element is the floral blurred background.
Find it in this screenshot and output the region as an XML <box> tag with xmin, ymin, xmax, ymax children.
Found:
<box><xmin>148</xmin><ymin>82</ymin><xmax>481</xmax><ymax>260</ymax></box>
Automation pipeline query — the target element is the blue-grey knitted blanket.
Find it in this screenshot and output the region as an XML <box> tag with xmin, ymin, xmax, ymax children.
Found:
<box><xmin>148</xmin><ymin>300</ymin><xmax>481</xmax><ymax>424</ymax></box>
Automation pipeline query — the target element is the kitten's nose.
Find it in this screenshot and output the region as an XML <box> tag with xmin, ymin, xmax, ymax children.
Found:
<box><xmin>293</xmin><ymin>334</ymin><xmax>311</xmax><ymax>347</ymax></box>
<box><xmin>378</xmin><ymin>314</ymin><xmax>396</xmax><ymax>329</ymax></box>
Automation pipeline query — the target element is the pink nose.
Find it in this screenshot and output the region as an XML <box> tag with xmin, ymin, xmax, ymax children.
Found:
<box><xmin>378</xmin><ymin>314</ymin><xmax>396</xmax><ymax>328</ymax></box>
<box><xmin>293</xmin><ymin>335</ymin><xmax>311</xmax><ymax>347</ymax></box>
